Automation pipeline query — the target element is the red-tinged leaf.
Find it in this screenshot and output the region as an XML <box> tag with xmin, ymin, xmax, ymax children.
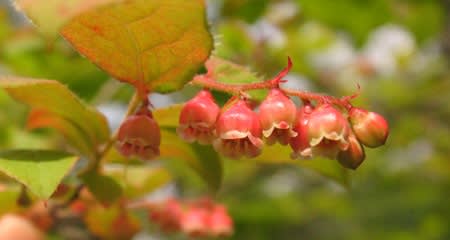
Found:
<box><xmin>14</xmin><ymin>0</ymin><xmax>118</xmax><ymax>37</ymax></box>
<box><xmin>0</xmin><ymin>77</ymin><xmax>110</xmax><ymax>149</ymax></box>
<box><xmin>27</xmin><ymin>109</ymin><xmax>95</xmax><ymax>158</ymax></box>
<box><xmin>61</xmin><ymin>0</ymin><xmax>213</xmax><ymax>93</ymax></box>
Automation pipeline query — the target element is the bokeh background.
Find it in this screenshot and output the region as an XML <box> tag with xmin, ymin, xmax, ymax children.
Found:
<box><xmin>0</xmin><ymin>0</ymin><xmax>449</xmax><ymax>239</ymax></box>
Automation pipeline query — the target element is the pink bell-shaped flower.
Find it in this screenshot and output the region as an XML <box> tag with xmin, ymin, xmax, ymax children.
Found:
<box><xmin>207</xmin><ymin>205</ymin><xmax>233</xmax><ymax>237</ymax></box>
<box><xmin>177</xmin><ymin>90</ymin><xmax>220</xmax><ymax>144</ymax></box>
<box><xmin>149</xmin><ymin>198</ymin><xmax>183</xmax><ymax>233</ymax></box>
<box><xmin>180</xmin><ymin>206</ymin><xmax>209</xmax><ymax>237</ymax></box>
<box><xmin>213</xmin><ymin>99</ymin><xmax>263</xmax><ymax>159</ymax></box>
<box><xmin>337</xmin><ymin>131</ymin><xmax>366</xmax><ymax>169</ymax></box>
<box><xmin>306</xmin><ymin>104</ymin><xmax>350</xmax><ymax>159</ymax></box>
<box><xmin>349</xmin><ymin>107</ymin><xmax>389</xmax><ymax>148</ymax></box>
<box><xmin>259</xmin><ymin>89</ymin><xmax>297</xmax><ymax>145</ymax></box>
<box><xmin>117</xmin><ymin>109</ymin><xmax>161</xmax><ymax>160</ymax></box>
<box><xmin>289</xmin><ymin>104</ymin><xmax>314</xmax><ymax>159</ymax></box>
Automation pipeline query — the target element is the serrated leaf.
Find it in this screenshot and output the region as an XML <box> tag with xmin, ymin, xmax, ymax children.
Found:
<box><xmin>0</xmin><ymin>77</ymin><xmax>110</xmax><ymax>152</ymax></box>
<box><xmin>61</xmin><ymin>0</ymin><xmax>213</xmax><ymax>93</ymax></box>
<box><xmin>14</xmin><ymin>0</ymin><xmax>118</xmax><ymax>37</ymax></box>
<box><xmin>203</xmin><ymin>56</ymin><xmax>267</xmax><ymax>100</ymax></box>
<box><xmin>81</xmin><ymin>172</ymin><xmax>123</xmax><ymax>205</ymax></box>
<box><xmin>0</xmin><ymin>150</ymin><xmax>78</xmax><ymax>199</ymax></box>
<box><xmin>244</xmin><ymin>144</ymin><xmax>350</xmax><ymax>187</ymax></box>
<box><xmin>160</xmin><ymin>130</ymin><xmax>223</xmax><ymax>191</ymax></box>
<box><xmin>107</xmin><ymin>166</ymin><xmax>172</xmax><ymax>199</ymax></box>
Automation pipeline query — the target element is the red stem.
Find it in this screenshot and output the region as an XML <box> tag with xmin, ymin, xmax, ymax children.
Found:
<box><xmin>190</xmin><ymin>57</ymin><xmax>355</xmax><ymax>108</ymax></box>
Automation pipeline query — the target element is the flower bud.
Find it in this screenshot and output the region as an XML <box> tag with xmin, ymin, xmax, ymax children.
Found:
<box><xmin>259</xmin><ymin>89</ymin><xmax>297</xmax><ymax>145</ymax></box>
<box><xmin>306</xmin><ymin>104</ymin><xmax>350</xmax><ymax>159</ymax></box>
<box><xmin>207</xmin><ymin>205</ymin><xmax>233</xmax><ymax>237</ymax></box>
<box><xmin>117</xmin><ymin>110</ymin><xmax>161</xmax><ymax>160</ymax></box>
<box><xmin>177</xmin><ymin>90</ymin><xmax>220</xmax><ymax>144</ymax></box>
<box><xmin>213</xmin><ymin>100</ymin><xmax>263</xmax><ymax>159</ymax></box>
<box><xmin>349</xmin><ymin>107</ymin><xmax>389</xmax><ymax>148</ymax></box>
<box><xmin>337</xmin><ymin>131</ymin><xmax>365</xmax><ymax>169</ymax></box>
<box><xmin>289</xmin><ymin>104</ymin><xmax>314</xmax><ymax>159</ymax></box>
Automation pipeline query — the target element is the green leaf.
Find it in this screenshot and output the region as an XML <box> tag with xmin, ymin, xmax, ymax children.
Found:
<box><xmin>107</xmin><ymin>166</ymin><xmax>172</xmax><ymax>199</ymax></box>
<box><xmin>0</xmin><ymin>77</ymin><xmax>110</xmax><ymax>153</ymax></box>
<box><xmin>222</xmin><ymin>0</ymin><xmax>269</xmax><ymax>23</ymax></box>
<box><xmin>160</xmin><ymin>130</ymin><xmax>223</xmax><ymax>191</ymax></box>
<box><xmin>153</xmin><ymin>104</ymin><xmax>182</xmax><ymax>128</ymax></box>
<box><xmin>246</xmin><ymin>144</ymin><xmax>350</xmax><ymax>187</ymax></box>
<box><xmin>0</xmin><ymin>150</ymin><xmax>78</xmax><ymax>199</ymax></box>
<box><xmin>61</xmin><ymin>0</ymin><xmax>213</xmax><ymax>93</ymax></box>
<box><xmin>204</xmin><ymin>56</ymin><xmax>267</xmax><ymax>100</ymax></box>
<box><xmin>14</xmin><ymin>0</ymin><xmax>118</xmax><ymax>38</ymax></box>
<box><xmin>0</xmin><ymin>187</ymin><xmax>21</xmax><ymax>216</ymax></box>
<box><xmin>81</xmin><ymin>172</ymin><xmax>123</xmax><ymax>205</ymax></box>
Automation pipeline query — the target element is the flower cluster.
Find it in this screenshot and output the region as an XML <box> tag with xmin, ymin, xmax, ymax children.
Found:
<box><xmin>115</xmin><ymin>58</ymin><xmax>388</xmax><ymax>170</ymax></box>
<box><xmin>178</xmin><ymin>87</ymin><xmax>388</xmax><ymax>168</ymax></box>
<box><xmin>177</xmin><ymin>58</ymin><xmax>389</xmax><ymax>169</ymax></box>
<box><xmin>149</xmin><ymin>198</ymin><xmax>233</xmax><ymax>238</ymax></box>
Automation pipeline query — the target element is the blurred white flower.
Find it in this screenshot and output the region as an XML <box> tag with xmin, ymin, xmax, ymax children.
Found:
<box><xmin>309</xmin><ymin>36</ymin><xmax>356</xmax><ymax>72</ymax></box>
<box><xmin>281</xmin><ymin>73</ymin><xmax>314</xmax><ymax>91</ymax></box>
<box><xmin>363</xmin><ymin>24</ymin><xmax>416</xmax><ymax>75</ymax></box>
<box><xmin>266</xmin><ymin>1</ymin><xmax>299</xmax><ymax>24</ymax></box>
<box><xmin>247</xmin><ymin>19</ymin><xmax>286</xmax><ymax>49</ymax></box>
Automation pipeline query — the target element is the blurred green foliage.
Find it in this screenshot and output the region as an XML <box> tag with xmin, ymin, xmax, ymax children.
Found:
<box><xmin>0</xmin><ymin>0</ymin><xmax>449</xmax><ymax>239</ymax></box>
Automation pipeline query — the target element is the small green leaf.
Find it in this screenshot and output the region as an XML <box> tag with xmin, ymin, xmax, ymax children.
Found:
<box><xmin>0</xmin><ymin>150</ymin><xmax>78</xmax><ymax>199</ymax></box>
<box><xmin>107</xmin><ymin>166</ymin><xmax>172</xmax><ymax>199</ymax></box>
<box><xmin>61</xmin><ymin>0</ymin><xmax>213</xmax><ymax>93</ymax></box>
<box><xmin>0</xmin><ymin>187</ymin><xmax>21</xmax><ymax>216</ymax></box>
<box><xmin>160</xmin><ymin>130</ymin><xmax>223</xmax><ymax>191</ymax></box>
<box><xmin>0</xmin><ymin>77</ymin><xmax>110</xmax><ymax>152</ymax></box>
<box><xmin>81</xmin><ymin>172</ymin><xmax>123</xmax><ymax>205</ymax></box>
<box><xmin>153</xmin><ymin>104</ymin><xmax>182</xmax><ymax>128</ymax></box>
<box><xmin>204</xmin><ymin>56</ymin><xmax>267</xmax><ymax>100</ymax></box>
<box><xmin>14</xmin><ymin>0</ymin><xmax>118</xmax><ymax>38</ymax></box>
